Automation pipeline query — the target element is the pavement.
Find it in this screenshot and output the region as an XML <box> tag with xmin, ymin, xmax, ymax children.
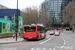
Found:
<box><xmin>0</xmin><ymin>36</ymin><xmax>24</xmax><ymax>44</ymax></box>
<box><xmin>0</xmin><ymin>31</ymin><xmax>49</xmax><ymax>44</ymax></box>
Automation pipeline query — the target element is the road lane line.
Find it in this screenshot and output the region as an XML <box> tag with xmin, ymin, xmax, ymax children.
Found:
<box><xmin>53</xmin><ymin>48</ymin><xmax>56</xmax><ymax>50</ymax></box>
<box><xmin>36</xmin><ymin>48</ymin><xmax>39</xmax><ymax>50</ymax></box>
<box><xmin>43</xmin><ymin>48</ymin><xmax>45</xmax><ymax>50</ymax></box>
<box><xmin>39</xmin><ymin>36</ymin><xmax>53</xmax><ymax>44</ymax></box>
<box><xmin>31</xmin><ymin>48</ymin><xmax>34</xmax><ymax>50</ymax></box>
<box><xmin>49</xmin><ymin>49</ymin><xmax>51</xmax><ymax>50</ymax></box>
<box><xmin>60</xmin><ymin>35</ymin><xmax>66</xmax><ymax>49</ymax></box>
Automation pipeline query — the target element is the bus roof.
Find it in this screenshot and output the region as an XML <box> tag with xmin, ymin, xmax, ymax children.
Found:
<box><xmin>37</xmin><ymin>25</ymin><xmax>45</xmax><ymax>27</ymax></box>
<box><xmin>24</xmin><ymin>24</ymin><xmax>45</xmax><ymax>27</ymax></box>
<box><xmin>24</xmin><ymin>25</ymin><xmax>36</xmax><ymax>27</ymax></box>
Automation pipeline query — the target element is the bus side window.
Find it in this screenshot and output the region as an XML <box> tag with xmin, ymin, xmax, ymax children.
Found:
<box><xmin>38</xmin><ymin>26</ymin><xmax>40</xmax><ymax>33</ymax></box>
<box><xmin>40</xmin><ymin>27</ymin><xmax>42</xmax><ymax>33</ymax></box>
<box><xmin>40</xmin><ymin>27</ymin><xmax>45</xmax><ymax>33</ymax></box>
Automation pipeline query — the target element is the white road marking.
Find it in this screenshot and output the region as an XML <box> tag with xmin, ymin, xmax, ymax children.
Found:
<box><xmin>31</xmin><ymin>48</ymin><xmax>34</xmax><ymax>50</ymax></box>
<box><xmin>53</xmin><ymin>48</ymin><xmax>56</xmax><ymax>50</ymax></box>
<box><xmin>63</xmin><ymin>46</ymin><xmax>74</xmax><ymax>49</ymax></box>
<box><xmin>43</xmin><ymin>48</ymin><xmax>45</xmax><ymax>50</ymax></box>
<box><xmin>49</xmin><ymin>49</ymin><xmax>51</xmax><ymax>50</ymax></box>
<box><xmin>36</xmin><ymin>48</ymin><xmax>39</xmax><ymax>50</ymax></box>
<box><xmin>31</xmin><ymin>48</ymin><xmax>56</xmax><ymax>50</ymax></box>
<box><xmin>60</xmin><ymin>35</ymin><xmax>66</xmax><ymax>49</ymax></box>
<box><xmin>39</xmin><ymin>36</ymin><xmax>53</xmax><ymax>44</ymax></box>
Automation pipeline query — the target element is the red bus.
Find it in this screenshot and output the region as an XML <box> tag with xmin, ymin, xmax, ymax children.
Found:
<box><xmin>23</xmin><ymin>24</ymin><xmax>46</xmax><ymax>40</ymax></box>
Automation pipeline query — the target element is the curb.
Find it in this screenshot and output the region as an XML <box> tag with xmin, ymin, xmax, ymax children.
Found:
<box><xmin>0</xmin><ymin>40</ymin><xmax>24</xmax><ymax>44</ymax></box>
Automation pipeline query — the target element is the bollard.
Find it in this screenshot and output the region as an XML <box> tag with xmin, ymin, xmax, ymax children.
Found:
<box><xmin>62</xmin><ymin>34</ymin><xmax>64</xmax><ymax>36</ymax></box>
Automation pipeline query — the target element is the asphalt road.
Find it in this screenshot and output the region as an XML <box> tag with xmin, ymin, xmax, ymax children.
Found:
<box><xmin>0</xmin><ymin>31</ymin><xmax>75</xmax><ymax>50</ymax></box>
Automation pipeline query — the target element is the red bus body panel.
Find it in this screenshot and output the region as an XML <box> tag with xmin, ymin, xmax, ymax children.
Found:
<box><xmin>23</xmin><ymin>25</ymin><xmax>38</xmax><ymax>38</ymax></box>
<box><xmin>24</xmin><ymin>32</ymin><xmax>37</xmax><ymax>37</ymax></box>
<box><xmin>23</xmin><ymin>25</ymin><xmax>46</xmax><ymax>40</ymax></box>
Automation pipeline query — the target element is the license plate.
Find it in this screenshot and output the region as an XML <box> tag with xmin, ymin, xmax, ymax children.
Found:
<box><xmin>42</xmin><ymin>34</ymin><xmax>44</xmax><ymax>36</ymax></box>
<box><xmin>29</xmin><ymin>37</ymin><xmax>32</xmax><ymax>38</ymax></box>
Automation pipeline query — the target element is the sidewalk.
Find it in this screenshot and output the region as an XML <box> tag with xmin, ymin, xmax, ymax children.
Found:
<box><xmin>72</xmin><ymin>31</ymin><xmax>75</xmax><ymax>35</ymax></box>
<box><xmin>0</xmin><ymin>36</ymin><xmax>24</xmax><ymax>44</ymax></box>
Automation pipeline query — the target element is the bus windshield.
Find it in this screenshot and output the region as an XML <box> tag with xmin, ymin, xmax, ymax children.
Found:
<box><xmin>25</xmin><ymin>26</ymin><xmax>36</xmax><ymax>32</ymax></box>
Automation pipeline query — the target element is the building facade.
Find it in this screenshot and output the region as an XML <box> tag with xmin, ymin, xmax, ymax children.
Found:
<box><xmin>41</xmin><ymin>0</ymin><xmax>72</xmax><ymax>27</ymax></box>
<box><xmin>0</xmin><ymin>4</ymin><xmax>9</xmax><ymax>9</ymax></box>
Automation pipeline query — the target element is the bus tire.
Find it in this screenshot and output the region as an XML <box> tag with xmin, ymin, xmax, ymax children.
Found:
<box><xmin>40</xmin><ymin>35</ymin><xmax>42</xmax><ymax>40</ymax></box>
<box><xmin>43</xmin><ymin>36</ymin><xmax>46</xmax><ymax>39</ymax></box>
<box><xmin>37</xmin><ymin>38</ymin><xmax>39</xmax><ymax>41</ymax></box>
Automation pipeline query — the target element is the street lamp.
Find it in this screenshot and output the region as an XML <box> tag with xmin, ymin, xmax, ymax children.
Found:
<box><xmin>62</xmin><ymin>22</ymin><xmax>63</xmax><ymax>32</ymax></box>
<box><xmin>15</xmin><ymin>0</ymin><xmax>18</xmax><ymax>41</ymax></box>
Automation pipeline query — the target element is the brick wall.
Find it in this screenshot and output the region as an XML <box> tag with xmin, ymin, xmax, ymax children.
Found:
<box><xmin>0</xmin><ymin>33</ymin><xmax>21</xmax><ymax>38</ymax></box>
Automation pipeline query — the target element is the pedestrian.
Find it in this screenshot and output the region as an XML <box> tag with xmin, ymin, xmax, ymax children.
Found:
<box><xmin>12</xmin><ymin>31</ymin><xmax>16</xmax><ymax>39</ymax></box>
<box><xmin>17</xmin><ymin>33</ymin><xmax>19</xmax><ymax>38</ymax></box>
<box><xmin>12</xmin><ymin>33</ymin><xmax>16</xmax><ymax>39</ymax></box>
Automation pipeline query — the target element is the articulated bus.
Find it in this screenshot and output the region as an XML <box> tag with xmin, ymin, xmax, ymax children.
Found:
<box><xmin>23</xmin><ymin>24</ymin><xmax>46</xmax><ymax>40</ymax></box>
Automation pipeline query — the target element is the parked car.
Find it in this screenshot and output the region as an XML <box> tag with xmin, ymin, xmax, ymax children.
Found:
<box><xmin>54</xmin><ymin>31</ymin><xmax>60</xmax><ymax>36</ymax></box>
<box><xmin>50</xmin><ymin>30</ymin><xmax>55</xmax><ymax>35</ymax></box>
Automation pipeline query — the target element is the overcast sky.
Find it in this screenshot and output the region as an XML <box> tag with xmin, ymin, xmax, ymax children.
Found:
<box><xmin>0</xmin><ymin>0</ymin><xmax>44</xmax><ymax>10</ymax></box>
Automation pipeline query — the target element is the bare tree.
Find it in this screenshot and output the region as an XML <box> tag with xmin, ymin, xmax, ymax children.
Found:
<box><xmin>39</xmin><ymin>9</ymin><xmax>50</xmax><ymax>26</ymax></box>
<box><xmin>21</xmin><ymin>6</ymin><xmax>50</xmax><ymax>27</ymax></box>
<box><xmin>63</xmin><ymin>0</ymin><xmax>75</xmax><ymax>31</ymax></box>
<box><xmin>21</xmin><ymin>7</ymin><xmax>38</xmax><ymax>25</ymax></box>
